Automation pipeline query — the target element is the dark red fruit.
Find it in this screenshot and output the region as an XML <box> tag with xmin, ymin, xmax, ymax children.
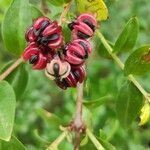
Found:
<box><xmin>40</xmin><ymin>21</ymin><xmax>63</xmax><ymax>49</ymax></box>
<box><xmin>69</xmin><ymin>13</ymin><xmax>97</xmax><ymax>39</ymax></box>
<box><xmin>25</xmin><ymin>26</ymin><xmax>37</xmax><ymax>42</ymax></box>
<box><xmin>55</xmin><ymin>66</ymin><xmax>86</xmax><ymax>90</ymax></box>
<box><xmin>64</xmin><ymin>39</ymin><xmax>92</xmax><ymax>66</ymax></box>
<box><xmin>22</xmin><ymin>42</ymin><xmax>49</xmax><ymax>70</ymax></box>
<box><xmin>25</xmin><ymin>17</ymin><xmax>63</xmax><ymax>50</ymax></box>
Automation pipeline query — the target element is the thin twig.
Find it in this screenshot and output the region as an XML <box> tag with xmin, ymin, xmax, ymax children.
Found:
<box><xmin>59</xmin><ymin>0</ymin><xmax>72</xmax><ymax>25</ymax></box>
<box><xmin>74</xmin><ymin>82</ymin><xmax>84</xmax><ymax>130</ymax></box>
<box><xmin>74</xmin><ymin>132</ymin><xmax>81</xmax><ymax>150</ymax></box>
<box><xmin>0</xmin><ymin>57</ymin><xmax>23</xmax><ymax>81</ymax></box>
<box><xmin>86</xmin><ymin>128</ymin><xmax>105</xmax><ymax>150</ymax></box>
<box><xmin>96</xmin><ymin>31</ymin><xmax>150</xmax><ymax>103</ymax></box>
<box><xmin>72</xmin><ymin>82</ymin><xmax>84</xmax><ymax>150</ymax></box>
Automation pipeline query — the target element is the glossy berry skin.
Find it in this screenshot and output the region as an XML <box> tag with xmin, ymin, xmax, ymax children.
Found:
<box><xmin>64</xmin><ymin>39</ymin><xmax>92</xmax><ymax>66</ymax></box>
<box><xmin>40</xmin><ymin>21</ymin><xmax>63</xmax><ymax>49</ymax></box>
<box><xmin>55</xmin><ymin>66</ymin><xmax>86</xmax><ymax>90</ymax></box>
<box><xmin>25</xmin><ymin>17</ymin><xmax>63</xmax><ymax>50</ymax></box>
<box><xmin>45</xmin><ymin>56</ymin><xmax>71</xmax><ymax>80</ymax></box>
<box><xmin>68</xmin><ymin>13</ymin><xmax>97</xmax><ymax>39</ymax></box>
<box><xmin>23</xmin><ymin>42</ymin><xmax>49</xmax><ymax>70</ymax></box>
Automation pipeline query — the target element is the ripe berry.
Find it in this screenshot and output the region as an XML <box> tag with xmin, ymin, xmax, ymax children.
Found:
<box><xmin>25</xmin><ymin>17</ymin><xmax>63</xmax><ymax>50</ymax></box>
<box><xmin>55</xmin><ymin>66</ymin><xmax>86</xmax><ymax>90</ymax></box>
<box><xmin>45</xmin><ymin>55</ymin><xmax>71</xmax><ymax>80</ymax></box>
<box><xmin>23</xmin><ymin>42</ymin><xmax>48</xmax><ymax>70</ymax></box>
<box><xmin>38</xmin><ymin>21</ymin><xmax>63</xmax><ymax>49</ymax></box>
<box><xmin>25</xmin><ymin>26</ymin><xmax>37</xmax><ymax>42</ymax></box>
<box><xmin>64</xmin><ymin>39</ymin><xmax>92</xmax><ymax>66</ymax></box>
<box><xmin>68</xmin><ymin>13</ymin><xmax>97</xmax><ymax>39</ymax></box>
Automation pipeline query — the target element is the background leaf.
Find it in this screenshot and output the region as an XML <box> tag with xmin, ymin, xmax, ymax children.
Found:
<box><xmin>2</xmin><ymin>0</ymin><xmax>32</xmax><ymax>56</ymax></box>
<box><xmin>113</xmin><ymin>17</ymin><xmax>139</xmax><ymax>53</ymax></box>
<box><xmin>0</xmin><ymin>62</ymin><xmax>29</xmax><ymax>100</ymax></box>
<box><xmin>0</xmin><ymin>136</ymin><xmax>26</xmax><ymax>150</ymax></box>
<box><xmin>30</xmin><ymin>4</ymin><xmax>43</xmax><ymax>20</ymax></box>
<box><xmin>83</xmin><ymin>95</ymin><xmax>112</xmax><ymax>109</ymax></box>
<box><xmin>0</xmin><ymin>81</ymin><xmax>16</xmax><ymax>141</ymax></box>
<box><xmin>36</xmin><ymin>108</ymin><xmax>63</xmax><ymax>129</ymax></box>
<box><xmin>99</xmin><ymin>138</ymin><xmax>116</xmax><ymax>150</ymax></box>
<box><xmin>76</xmin><ymin>0</ymin><xmax>108</xmax><ymax>21</ymax></box>
<box><xmin>116</xmin><ymin>81</ymin><xmax>143</xmax><ymax>128</ymax></box>
<box><xmin>124</xmin><ymin>45</ymin><xmax>150</xmax><ymax>75</ymax></box>
<box><xmin>47</xmin><ymin>0</ymin><xmax>65</xmax><ymax>6</ymax></box>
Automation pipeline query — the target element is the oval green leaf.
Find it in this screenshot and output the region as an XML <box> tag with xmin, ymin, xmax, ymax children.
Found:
<box><xmin>0</xmin><ymin>62</ymin><xmax>29</xmax><ymax>100</ymax></box>
<box><xmin>2</xmin><ymin>0</ymin><xmax>32</xmax><ymax>56</ymax></box>
<box><xmin>124</xmin><ymin>45</ymin><xmax>150</xmax><ymax>75</ymax></box>
<box><xmin>0</xmin><ymin>81</ymin><xmax>16</xmax><ymax>141</ymax></box>
<box><xmin>113</xmin><ymin>17</ymin><xmax>139</xmax><ymax>53</ymax></box>
<box><xmin>116</xmin><ymin>81</ymin><xmax>143</xmax><ymax>128</ymax></box>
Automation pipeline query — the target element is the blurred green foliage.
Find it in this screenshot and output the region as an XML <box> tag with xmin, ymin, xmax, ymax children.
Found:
<box><xmin>0</xmin><ymin>0</ymin><xmax>149</xmax><ymax>149</ymax></box>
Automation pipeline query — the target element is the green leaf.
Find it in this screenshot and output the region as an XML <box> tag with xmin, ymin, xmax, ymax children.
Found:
<box><xmin>113</xmin><ymin>17</ymin><xmax>139</xmax><ymax>53</ymax></box>
<box><xmin>116</xmin><ymin>81</ymin><xmax>143</xmax><ymax>128</ymax></box>
<box><xmin>0</xmin><ymin>62</ymin><xmax>28</xmax><ymax>100</ymax></box>
<box><xmin>99</xmin><ymin>138</ymin><xmax>116</xmax><ymax>150</ymax></box>
<box><xmin>83</xmin><ymin>106</ymin><xmax>93</xmax><ymax>129</ymax></box>
<box><xmin>47</xmin><ymin>0</ymin><xmax>65</xmax><ymax>6</ymax></box>
<box><xmin>99</xmin><ymin>129</ymin><xmax>107</xmax><ymax>140</ymax></box>
<box><xmin>76</xmin><ymin>0</ymin><xmax>108</xmax><ymax>21</ymax></box>
<box><xmin>30</xmin><ymin>4</ymin><xmax>43</xmax><ymax>20</ymax></box>
<box><xmin>2</xmin><ymin>0</ymin><xmax>32</xmax><ymax>56</ymax></box>
<box><xmin>33</xmin><ymin>130</ymin><xmax>49</xmax><ymax>145</ymax></box>
<box><xmin>0</xmin><ymin>81</ymin><xmax>16</xmax><ymax>141</ymax></box>
<box><xmin>36</xmin><ymin>109</ymin><xmax>63</xmax><ymax>129</ymax></box>
<box><xmin>64</xmin><ymin>0</ymin><xmax>71</xmax><ymax>3</ymax></box>
<box><xmin>83</xmin><ymin>95</ymin><xmax>112</xmax><ymax>109</ymax></box>
<box><xmin>62</xmin><ymin>24</ymin><xmax>71</xmax><ymax>42</ymax></box>
<box><xmin>0</xmin><ymin>136</ymin><xmax>26</xmax><ymax>150</ymax></box>
<box><xmin>80</xmin><ymin>135</ymin><xmax>88</xmax><ymax>147</ymax></box>
<box><xmin>94</xmin><ymin>35</ymin><xmax>114</xmax><ymax>58</ymax></box>
<box><xmin>124</xmin><ymin>45</ymin><xmax>150</xmax><ymax>75</ymax></box>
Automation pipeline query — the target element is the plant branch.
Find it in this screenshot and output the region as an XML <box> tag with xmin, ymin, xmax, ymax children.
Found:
<box><xmin>86</xmin><ymin>128</ymin><xmax>105</xmax><ymax>150</ymax></box>
<box><xmin>72</xmin><ymin>82</ymin><xmax>84</xmax><ymax>150</ymax></box>
<box><xmin>96</xmin><ymin>31</ymin><xmax>150</xmax><ymax>103</ymax></box>
<box><xmin>46</xmin><ymin>130</ymin><xmax>68</xmax><ymax>150</ymax></box>
<box><xmin>59</xmin><ymin>0</ymin><xmax>72</xmax><ymax>25</ymax></box>
<box><xmin>74</xmin><ymin>82</ymin><xmax>84</xmax><ymax>130</ymax></box>
<box><xmin>0</xmin><ymin>57</ymin><xmax>23</xmax><ymax>81</ymax></box>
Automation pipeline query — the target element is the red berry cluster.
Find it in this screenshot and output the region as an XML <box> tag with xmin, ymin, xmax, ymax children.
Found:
<box><xmin>23</xmin><ymin>14</ymin><xmax>97</xmax><ymax>89</ymax></box>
